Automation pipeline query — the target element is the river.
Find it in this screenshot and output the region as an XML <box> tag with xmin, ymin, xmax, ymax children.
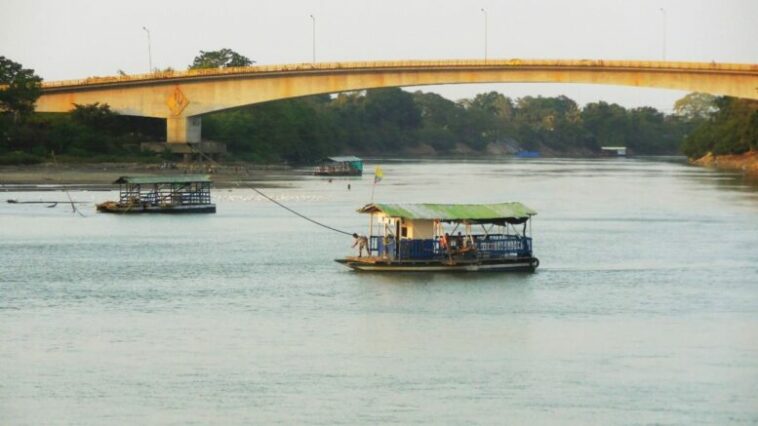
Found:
<box><xmin>1</xmin><ymin>158</ymin><xmax>757</xmax><ymax>424</ymax></box>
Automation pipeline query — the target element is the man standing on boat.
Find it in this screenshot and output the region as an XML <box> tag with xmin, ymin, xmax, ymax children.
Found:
<box><xmin>352</xmin><ymin>233</ymin><xmax>369</xmax><ymax>257</ymax></box>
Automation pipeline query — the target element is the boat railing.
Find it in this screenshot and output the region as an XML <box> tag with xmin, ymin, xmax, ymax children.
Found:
<box><xmin>117</xmin><ymin>186</ymin><xmax>212</xmax><ymax>206</ymax></box>
<box><xmin>369</xmin><ymin>234</ymin><xmax>531</xmax><ymax>260</ymax></box>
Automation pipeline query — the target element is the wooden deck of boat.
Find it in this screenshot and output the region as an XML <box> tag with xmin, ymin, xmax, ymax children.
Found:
<box><xmin>343</xmin><ymin>256</ymin><xmax>383</xmax><ymax>263</ymax></box>
<box><xmin>342</xmin><ymin>256</ymin><xmax>482</xmax><ymax>266</ymax></box>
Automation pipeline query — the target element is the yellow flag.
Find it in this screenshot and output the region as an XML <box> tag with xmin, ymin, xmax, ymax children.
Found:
<box><xmin>374</xmin><ymin>166</ymin><xmax>384</xmax><ymax>183</ymax></box>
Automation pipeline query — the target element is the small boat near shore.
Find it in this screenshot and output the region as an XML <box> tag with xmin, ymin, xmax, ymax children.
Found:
<box><xmin>336</xmin><ymin>202</ymin><xmax>539</xmax><ymax>272</ymax></box>
<box><xmin>314</xmin><ymin>156</ymin><xmax>363</xmax><ymax>176</ymax></box>
<box><xmin>96</xmin><ymin>175</ymin><xmax>216</xmax><ymax>214</ymax></box>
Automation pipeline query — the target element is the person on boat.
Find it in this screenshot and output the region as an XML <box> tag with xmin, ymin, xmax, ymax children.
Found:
<box><xmin>352</xmin><ymin>233</ymin><xmax>369</xmax><ymax>257</ymax></box>
<box><xmin>439</xmin><ymin>233</ymin><xmax>449</xmax><ymax>252</ymax></box>
<box><xmin>440</xmin><ymin>233</ymin><xmax>454</xmax><ymax>262</ymax></box>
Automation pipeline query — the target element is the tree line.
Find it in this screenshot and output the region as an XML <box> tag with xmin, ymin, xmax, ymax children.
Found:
<box><xmin>1</xmin><ymin>52</ymin><xmax>756</xmax><ymax>165</ymax></box>
<box><xmin>202</xmin><ymin>89</ymin><xmax>694</xmax><ymax>163</ymax></box>
<box><xmin>677</xmin><ymin>94</ymin><xmax>758</xmax><ymax>158</ymax></box>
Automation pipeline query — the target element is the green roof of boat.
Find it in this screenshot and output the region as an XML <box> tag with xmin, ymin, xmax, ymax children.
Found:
<box><xmin>113</xmin><ymin>175</ymin><xmax>212</xmax><ymax>184</ymax></box>
<box><xmin>321</xmin><ymin>156</ymin><xmax>362</xmax><ymax>163</ymax></box>
<box><xmin>358</xmin><ymin>202</ymin><xmax>537</xmax><ymax>220</ymax></box>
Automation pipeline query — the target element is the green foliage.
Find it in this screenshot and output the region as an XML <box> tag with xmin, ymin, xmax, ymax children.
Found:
<box><xmin>0</xmin><ymin>104</ymin><xmax>162</xmax><ymax>159</ymax></box>
<box><xmin>189</xmin><ymin>49</ymin><xmax>254</xmax><ymax>69</ymax></box>
<box><xmin>581</xmin><ymin>102</ymin><xmax>689</xmax><ymax>154</ymax></box>
<box><xmin>0</xmin><ymin>56</ymin><xmax>42</xmax><ymax>120</ymax></box>
<box><xmin>71</xmin><ymin>103</ymin><xmax>118</xmax><ymax>132</ymax></box>
<box><xmin>202</xmin><ymin>90</ymin><xmax>730</xmax><ymax>162</ymax></box>
<box><xmin>0</xmin><ymin>150</ymin><xmax>44</xmax><ymax>165</ymax></box>
<box><xmin>682</xmin><ymin>97</ymin><xmax>758</xmax><ymax>158</ymax></box>
<box><xmin>204</xmin><ymin>97</ymin><xmax>337</xmax><ymax>163</ymax></box>
<box><xmin>412</xmin><ymin>92</ymin><xmax>465</xmax><ymax>151</ymax></box>
<box><xmin>674</xmin><ymin>92</ymin><xmax>718</xmax><ymax>120</ymax></box>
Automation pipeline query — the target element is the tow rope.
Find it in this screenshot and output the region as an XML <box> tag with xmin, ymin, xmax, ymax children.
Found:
<box><xmin>188</xmin><ymin>144</ymin><xmax>355</xmax><ymax>236</ymax></box>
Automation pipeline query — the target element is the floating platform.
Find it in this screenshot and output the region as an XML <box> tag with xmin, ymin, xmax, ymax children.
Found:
<box><xmin>314</xmin><ymin>156</ymin><xmax>363</xmax><ymax>176</ymax></box>
<box><xmin>96</xmin><ymin>174</ymin><xmax>216</xmax><ymax>214</ymax></box>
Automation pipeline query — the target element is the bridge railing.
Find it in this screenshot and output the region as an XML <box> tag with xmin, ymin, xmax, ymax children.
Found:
<box><xmin>40</xmin><ymin>59</ymin><xmax>758</xmax><ymax>90</ymax></box>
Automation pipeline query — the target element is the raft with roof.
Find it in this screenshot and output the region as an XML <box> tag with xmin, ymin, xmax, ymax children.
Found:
<box><xmin>336</xmin><ymin>202</ymin><xmax>539</xmax><ymax>272</ymax></box>
<box><xmin>314</xmin><ymin>156</ymin><xmax>363</xmax><ymax>176</ymax></box>
<box><xmin>96</xmin><ymin>175</ymin><xmax>216</xmax><ymax>214</ymax></box>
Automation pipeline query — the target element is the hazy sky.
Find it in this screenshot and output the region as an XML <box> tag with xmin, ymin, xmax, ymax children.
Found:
<box><xmin>2</xmin><ymin>0</ymin><xmax>756</xmax><ymax>111</ymax></box>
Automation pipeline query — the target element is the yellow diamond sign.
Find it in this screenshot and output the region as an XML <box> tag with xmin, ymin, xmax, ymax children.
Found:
<box><xmin>166</xmin><ymin>86</ymin><xmax>189</xmax><ymax>116</ymax></box>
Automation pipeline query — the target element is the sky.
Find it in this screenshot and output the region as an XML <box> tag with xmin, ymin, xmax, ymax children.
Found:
<box><xmin>1</xmin><ymin>0</ymin><xmax>756</xmax><ymax>112</ymax></box>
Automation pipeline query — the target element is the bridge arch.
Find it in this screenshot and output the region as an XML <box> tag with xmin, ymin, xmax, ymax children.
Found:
<box><xmin>35</xmin><ymin>59</ymin><xmax>758</xmax><ymax>143</ymax></box>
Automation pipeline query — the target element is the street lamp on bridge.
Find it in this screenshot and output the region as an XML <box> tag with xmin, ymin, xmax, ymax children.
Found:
<box><xmin>309</xmin><ymin>14</ymin><xmax>316</xmax><ymax>64</ymax></box>
<box><xmin>658</xmin><ymin>8</ymin><xmax>667</xmax><ymax>60</ymax></box>
<box><xmin>142</xmin><ymin>26</ymin><xmax>153</xmax><ymax>73</ymax></box>
<box><xmin>480</xmin><ymin>8</ymin><xmax>488</xmax><ymax>62</ymax></box>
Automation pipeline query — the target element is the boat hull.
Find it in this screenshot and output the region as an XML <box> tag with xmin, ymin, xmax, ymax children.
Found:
<box><xmin>96</xmin><ymin>202</ymin><xmax>216</xmax><ymax>214</ymax></box>
<box><xmin>335</xmin><ymin>256</ymin><xmax>539</xmax><ymax>272</ymax></box>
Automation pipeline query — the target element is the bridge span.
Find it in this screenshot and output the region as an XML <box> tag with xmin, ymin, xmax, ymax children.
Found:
<box><xmin>35</xmin><ymin>59</ymin><xmax>758</xmax><ymax>144</ymax></box>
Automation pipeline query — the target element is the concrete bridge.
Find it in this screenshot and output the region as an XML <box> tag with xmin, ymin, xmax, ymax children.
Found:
<box><xmin>35</xmin><ymin>59</ymin><xmax>758</xmax><ymax>144</ymax></box>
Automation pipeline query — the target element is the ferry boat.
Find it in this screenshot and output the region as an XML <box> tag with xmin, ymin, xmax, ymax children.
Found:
<box><xmin>96</xmin><ymin>175</ymin><xmax>216</xmax><ymax>214</ymax></box>
<box><xmin>336</xmin><ymin>202</ymin><xmax>539</xmax><ymax>272</ymax></box>
<box><xmin>314</xmin><ymin>156</ymin><xmax>363</xmax><ymax>176</ymax></box>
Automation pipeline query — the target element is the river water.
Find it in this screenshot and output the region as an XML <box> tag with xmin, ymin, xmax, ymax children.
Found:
<box><xmin>1</xmin><ymin>158</ymin><xmax>757</xmax><ymax>424</ymax></box>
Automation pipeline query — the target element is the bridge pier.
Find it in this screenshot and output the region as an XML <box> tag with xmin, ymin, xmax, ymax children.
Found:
<box><xmin>166</xmin><ymin>116</ymin><xmax>201</xmax><ymax>144</ymax></box>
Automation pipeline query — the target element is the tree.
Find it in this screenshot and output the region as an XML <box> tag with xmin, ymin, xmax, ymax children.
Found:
<box><xmin>363</xmin><ymin>88</ymin><xmax>421</xmax><ymax>150</ymax></box>
<box><xmin>674</xmin><ymin>92</ymin><xmax>718</xmax><ymax>121</ymax></box>
<box><xmin>681</xmin><ymin>96</ymin><xmax>758</xmax><ymax>158</ymax></box>
<box><xmin>581</xmin><ymin>101</ymin><xmax>629</xmax><ymax>147</ymax></box>
<box><xmin>412</xmin><ymin>91</ymin><xmax>465</xmax><ymax>152</ymax></box>
<box><xmin>364</xmin><ymin>88</ymin><xmax>420</xmax><ymax>130</ymax></box>
<box><xmin>189</xmin><ymin>49</ymin><xmax>254</xmax><ymax>69</ymax></box>
<box><xmin>0</xmin><ymin>56</ymin><xmax>42</xmax><ymax>121</ymax></box>
<box><xmin>71</xmin><ymin>103</ymin><xmax>119</xmax><ymax>133</ymax></box>
<box><xmin>468</xmin><ymin>91</ymin><xmax>515</xmax><ymax>120</ymax></box>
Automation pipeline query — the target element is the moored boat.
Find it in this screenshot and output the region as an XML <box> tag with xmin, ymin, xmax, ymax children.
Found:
<box><xmin>314</xmin><ymin>156</ymin><xmax>363</xmax><ymax>176</ymax></box>
<box><xmin>96</xmin><ymin>175</ymin><xmax>216</xmax><ymax>214</ymax></box>
<box><xmin>336</xmin><ymin>202</ymin><xmax>539</xmax><ymax>272</ymax></box>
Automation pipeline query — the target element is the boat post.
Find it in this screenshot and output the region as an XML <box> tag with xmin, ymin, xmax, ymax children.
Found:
<box><xmin>367</xmin><ymin>211</ymin><xmax>374</xmax><ymax>256</ymax></box>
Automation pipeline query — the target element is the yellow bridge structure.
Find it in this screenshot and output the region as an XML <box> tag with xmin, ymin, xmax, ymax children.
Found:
<box><xmin>35</xmin><ymin>59</ymin><xmax>758</xmax><ymax>144</ymax></box>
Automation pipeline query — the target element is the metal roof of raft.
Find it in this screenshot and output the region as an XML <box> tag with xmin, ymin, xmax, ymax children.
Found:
<box><xmin>358</xmin><ymin>202</ymin><xmax>537</xmax><ymax>220</ymax></box>
<box><xmin>321</xmin><ymin>156</ymin><xmax>362</xmax><ymax>162</ymax></box>
<box><xmin>112</xmin><ymin>175</ymin><xmax>212</xmax><ymax>184</ymax></box>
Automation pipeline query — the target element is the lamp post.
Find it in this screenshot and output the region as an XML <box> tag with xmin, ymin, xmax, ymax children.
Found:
<box><xmin>658</xmin><ymin>8</ymin><xmax>667</xmax><ymax>60</ymax></box>
<box><xmin>142</xmin><ymin>26</ymin><xmax>153</xmax><ymax>72</ymax></box>
<box><xmin>480</xmin><ymin>8</ymin><xmax>488</xmax><ymax>62</ymax></box>
<box><xmin>309</xmin><ymin>14</ymin><xmax>316</xmax><ymax>63</ymax></box>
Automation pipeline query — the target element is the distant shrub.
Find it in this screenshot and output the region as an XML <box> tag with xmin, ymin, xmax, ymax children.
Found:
<box><xmin>0</xmin><ymin>151</ymin><xmax>44</xmax><ymax>165</ymax></box>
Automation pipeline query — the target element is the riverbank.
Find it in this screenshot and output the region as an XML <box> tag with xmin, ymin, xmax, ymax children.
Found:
<box><xmin>691</xmin><ymin>151</ymin><xmax>758</xmax><ymax>175</ymax></box>
<box><xmin>0</xmin><ymin>162</ymin><xmax>299</xmax><ymax>190</ymax></box>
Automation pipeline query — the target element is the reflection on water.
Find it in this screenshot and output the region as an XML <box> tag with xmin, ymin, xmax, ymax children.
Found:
<box><xmin>1</xmin><ymin>158</ymin><xmax>757</xmax><ymax>424</ymax></box>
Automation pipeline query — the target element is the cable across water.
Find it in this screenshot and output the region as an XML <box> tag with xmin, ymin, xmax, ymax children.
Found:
<box><xmin>188</xmin><ymin>145</ymin><xmax>355</xmax><ymax>236</ymax></box>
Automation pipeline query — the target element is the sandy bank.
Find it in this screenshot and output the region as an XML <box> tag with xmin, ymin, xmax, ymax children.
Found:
<box><xmin>691</xmin><ymin>151</ymin><xmax>758</xmax><ymax>175</ymax></box>
<box><xmin>0</xmin><ymin>162</ymin><xmax>301</xmax><ymax>190</ymax></box>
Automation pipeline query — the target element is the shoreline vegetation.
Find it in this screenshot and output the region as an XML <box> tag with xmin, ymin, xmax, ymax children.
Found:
<box><xmin>1</xmin><ymin>53</ymin><xmax>757</xmax><ymax>178</ymax></box>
